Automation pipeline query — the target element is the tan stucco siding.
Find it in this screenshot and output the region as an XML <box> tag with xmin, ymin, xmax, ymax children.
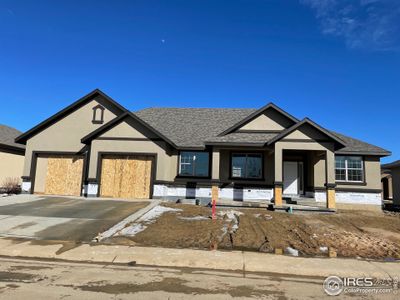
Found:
<box><xmin>22</xmin><ymin>97</ymin><xmax>118</xmax><ymax>177</ymax></box>
<box><xmin>33</xmin><ymin>156</ymin><xmax>48</xmax><ymax>193</ymax></box>
<box><xmin>390</xmin><ymin>167</ymin><xmax>400</xmax><ymax>205</ymax></box>
<box><xmin>239</xmin><ymin>110</ymin><xmax>293</xmax><ymax>131</ymax></box>
<box><xmin>89</xmin><ymin>139</ymin><xmax>177</xmax><ymax>181</ymax></box>
<box><xmin>88</xmin><ymin>118</ymin><xmax>177</xmax><ymax>181</ymax></box>
<box><xmin>314</xmin><ymin>155</ymin><xmax>381</xmax><ymax>190</ymax></box>
<box><xmin>0</xmin><ymin>151</ymin><xmax>24</xmax><ymax>187</ymax></box>
<box><xmin>99</xmin><ymin>119</ymin><xmax>158</xmax><ymax>139</ymax></box>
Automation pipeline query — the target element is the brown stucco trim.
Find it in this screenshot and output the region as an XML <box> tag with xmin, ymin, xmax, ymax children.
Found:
<box><xmin>236</xmin><ymin>129</ymin><xmax>282</xmax><ymax>134</ymax></box>
<box><xmin>336</xmin><ymin>187</ymin><xmax>382</xmax><ymax>193</ymax></box>
<box><xmin>204</xmin><ymin>142</ymin><xmax>265</xmax><ymax>147</ymax></box>
<box><xmin>95</xmin><ymin>151</ymin><xmax>158</xmax><ymax>198</ymax></box>
<box><xmin>0</xmin><ymin>143</ymin><xmax>25</xmax><ymax>155</ymax></box>
<box><xmin>92</xmin><ymin>104</ymin><xmax>105</xmax><ymax>124</ymax></box>
<box><xmin>15</xmin><ymin>89</ymin><xmax>127</xmax><ymax>145</ymax></box>
<box><xmin>29</xmin><ymin>151</ymin><xmax>86</xmax><ymax>195</ymax></box>
<box><xmin>337</xmin><ymin>150</ymin><xmax>391</xmax><ymax>157</ymax></box>
<box><xmin>96</xmin><ymin>137</ymin><xmax>164</xmax><ymax>142</ymax></box>
<box><xmin>154</xmin><ymin>179</ymin><xmax>274</xmax><ymax>189</ymax></box>
<box><xmin>218</xmin><ymin>103</ymin><xmax>299</xmax><ymax>136</ymax></box>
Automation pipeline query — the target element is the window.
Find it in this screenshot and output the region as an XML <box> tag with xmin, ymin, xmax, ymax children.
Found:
<box><xmin>92</xmin><ymin>105</ymin><xmax>105</xmax><ymax>124</ymax></box>
<box><xmin>179</xmin><ymin>151</ymin><xmax>209</xmax><ymax>177</ymax></box>
<box><xmin>231</xmin><ymin>153</ymin><xmax>263</xmax><ymax>179</ymax></box>
<box><xmin>335</xmin><ymin>156</ymin><xmax>364</xmax><ymax>182</ymax></box>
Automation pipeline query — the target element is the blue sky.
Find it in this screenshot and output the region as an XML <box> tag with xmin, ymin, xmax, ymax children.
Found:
<box><xmin>0</xmin><ymin>0</ymin><xmax>399</xmax><ymax>162</ymax></box>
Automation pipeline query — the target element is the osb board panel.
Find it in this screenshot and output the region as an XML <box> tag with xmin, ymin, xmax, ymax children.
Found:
<box><xmin>100</xmin><ymin>155</ymin><xmax>153</xmax><ymax>199</ymax></box>
<box><xmin>44</xmin><ymin>156</ymin><xmax>83</xmax><ymax>196</ymax></box>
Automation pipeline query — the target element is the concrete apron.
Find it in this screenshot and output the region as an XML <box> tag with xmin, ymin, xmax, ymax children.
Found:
<box><xmin>0</xmin><ymin>237</ymin><xmax>398</xmax><ymax>279</ymax></box>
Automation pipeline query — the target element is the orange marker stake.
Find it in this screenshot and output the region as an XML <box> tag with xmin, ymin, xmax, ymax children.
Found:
<box><xmin>212</xmin><ymin>199</ymin><xmax>216</xmax><ymax>220</ymax></box>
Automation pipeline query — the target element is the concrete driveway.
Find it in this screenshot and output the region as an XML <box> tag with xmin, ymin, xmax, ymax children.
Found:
<box><xmin>0</xmin><ymin>195</ymin><xmax>149</xmax><ymax>242</ymax></box>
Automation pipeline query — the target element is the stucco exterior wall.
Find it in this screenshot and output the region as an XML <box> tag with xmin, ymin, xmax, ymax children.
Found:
<box><xmin>89</xmin><ymin>139</ymin><xmax>177</xmax><ymax>181</ymax></box>
<box><xmin>239</xmin><ymin>109</ymin><xmax>293</xmax><ymax>131</ymax></box>
<box><xmin>0</xmin><ymin>151</ymin><xmax>24</xmax><ymax>187</ymax></box>
<box><xmin>22</xmin><ymin>96</ymin><xmax>119</xmax><ymax>177</ymax></box>
<box><xmin>87</xmin><ymin>118</ymin><xmax>178</xmax><ymax>182</ymax></box>
<box><xmin>335</xmin><ymin>156</ymin><xmax>381</xmax><ymax>190</ymax></box>
<box><xmin>33</xmin><ymin>156</ymin><xmax>48</xmax><ymax>193</ymax></box>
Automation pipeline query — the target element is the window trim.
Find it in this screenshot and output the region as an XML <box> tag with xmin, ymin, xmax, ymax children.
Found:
<box><xmin>92</xmin><ymin>105</ymin><xmax>105</xmax><ymax>124</ymax></box>
<box><xmin>177</xmin><ymin>150</ymin><xmax>211</xmax><ymax>179</ymax></box>
<box><xmin>229</xmin><ymin>152</ymin><xmax>264</xmax><ymax>180</ymax></box>
<box><xmin>335</xmin><ymin>155</ymin><xmax>365</xmax><ymax>184</ymax></box>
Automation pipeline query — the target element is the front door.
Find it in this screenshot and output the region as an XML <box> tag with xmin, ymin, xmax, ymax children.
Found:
<box><xmin>283</xmin><ymin>161</ymin><xmax>299</xmax><ymax>195</ymax></box>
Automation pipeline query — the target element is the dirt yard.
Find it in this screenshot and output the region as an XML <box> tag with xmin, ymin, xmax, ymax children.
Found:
<box><xmin>105</xmin><ymin>203</ymin><xmax>400</xmax><ymax>260</ymax></box>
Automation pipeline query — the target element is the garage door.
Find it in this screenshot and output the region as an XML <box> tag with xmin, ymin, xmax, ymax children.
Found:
<box><xmin>100</xmin><ymin>155</ymin><xmax>153</xmax><ymax>199</ymax></box>
<box><xmin>44</xmin><ymin>156</ymin><xmax>84</xmax><ymax>196</ymax></box>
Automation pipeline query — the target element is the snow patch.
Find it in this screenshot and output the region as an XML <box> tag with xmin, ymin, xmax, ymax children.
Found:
<box><xmin>319</xmin><ymin>246</ymin><xmax>328</xmax><ymax>253</ymax></box>
<box><xmin>178</xmin><ymin>216</ymin><xmax>209</xmax><ymax>221</ymax></box>
<box><xmin>285</xmin><ymin>247</ymin><xmax>299</xmax><ymax>257</ymax></box>
<box><xmin>117</xmin><ymin>205</ymin><xmax>181</xmax><ymax>237</ymax></box>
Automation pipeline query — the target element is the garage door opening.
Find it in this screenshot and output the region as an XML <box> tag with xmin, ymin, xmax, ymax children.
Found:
<box><xmin>100</xmin><ymin>154</ymin><xmax>154</xmax><ymax>199</ymax></box>
<box><xmin>34</xmin><ymin>155</ymin><xmax>84</xmax><ymax>196</ymax></box>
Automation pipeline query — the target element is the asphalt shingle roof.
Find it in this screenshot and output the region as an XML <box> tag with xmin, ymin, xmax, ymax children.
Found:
<box><xmin>0</xmin><ymin>124</ymin><xmax>25</xmax><ymax>150</ymax></box>
<box><xmin>134</xmin><ymin>107</ymin><xmax>390</xmax><ymax>156</ymax></box>
<box><xmin>135</xmin><ymin>108</ymin><xmax>255</xmax><ymax>148</ymax></box>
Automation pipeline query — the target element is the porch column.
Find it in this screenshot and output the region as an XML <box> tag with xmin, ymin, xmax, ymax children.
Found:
<box><xmin>325</xmin><ymin>150</ymin><xmax>336</xmax><ymax>209</ymax></box>
<box><xmin>274</xmin><ymin>146</ymin><xmax>283</xmax><ymax>207</ymax></box>
<box><xmin>211</xmin><ymin>148</ymin><xmax>220</xmax><ymax>202</ymax></box>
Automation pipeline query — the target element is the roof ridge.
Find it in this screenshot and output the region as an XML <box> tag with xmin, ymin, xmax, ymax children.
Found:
<box><xmin>134</xmin><ymin>107</ymin><xmax>256</xmax><ymax>111</ymax></box>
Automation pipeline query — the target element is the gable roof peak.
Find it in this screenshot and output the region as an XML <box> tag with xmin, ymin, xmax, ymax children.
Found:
<box><xmin>217</xmin><ymin>101</ymin><xmax>299</xmax><ymax>136</ymax></box>
<box><xmin>15</xmin><ymin>89</ymin><xmax>128</xmax><ymax>144</ymax></box>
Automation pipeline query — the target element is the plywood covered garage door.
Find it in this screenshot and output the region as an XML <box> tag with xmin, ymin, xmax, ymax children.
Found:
<box><xmin>44</xmin><ymin>156</ymin><xmax>84</xmax><ymax>196</ymax></box>
<box><xmin>100</xmin><ymin>155</ymin><xmax>153</xmax><ymax>199</ymax></box>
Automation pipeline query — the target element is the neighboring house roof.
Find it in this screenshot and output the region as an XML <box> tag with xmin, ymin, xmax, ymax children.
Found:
<box><xmin>134</xmin><ymin>107</ymin><xmax>390</xmax><ymax>156</ymax></box>
<box><xmin>382</xmin><ymin>160</ymin><xmax>400</xmax><ymax>169</ymax></box>
<box><xmin>15</xmin><ymin>89</ymin><xmax>128</xmax><ymax>144</ymax></box>
<box><xmin>0</xmin><ymin>124</ymin><xmax>25</xmax><ymax>153</ymax></box>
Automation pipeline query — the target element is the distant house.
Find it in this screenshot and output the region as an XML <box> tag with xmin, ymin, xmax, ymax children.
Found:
<box><xmin>0</xmin><ymin>125</ymin><xmax>25</xmax><ymax>189</ymax></box>
<box><xmin>15</xmin><ymin>89</ymin><xmax>391</xmax><ymax>210</ymax></box>
<box><xmin>381</xmin><ymin>160</ymin><xmax>400</xmax><ymax>206</ymax></box>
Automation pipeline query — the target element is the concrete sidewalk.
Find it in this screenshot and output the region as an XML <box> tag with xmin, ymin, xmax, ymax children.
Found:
<box><xmin>0</xmin><ymin>237</ymin><xmax>398</xmax><ymax>279</ymax></box>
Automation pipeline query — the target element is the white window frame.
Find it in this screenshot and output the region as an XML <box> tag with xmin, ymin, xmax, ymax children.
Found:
<box><xmin>335</xmin><ymin>156</ymin><xmax>364</xmax><ymax>183</ymax></box>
